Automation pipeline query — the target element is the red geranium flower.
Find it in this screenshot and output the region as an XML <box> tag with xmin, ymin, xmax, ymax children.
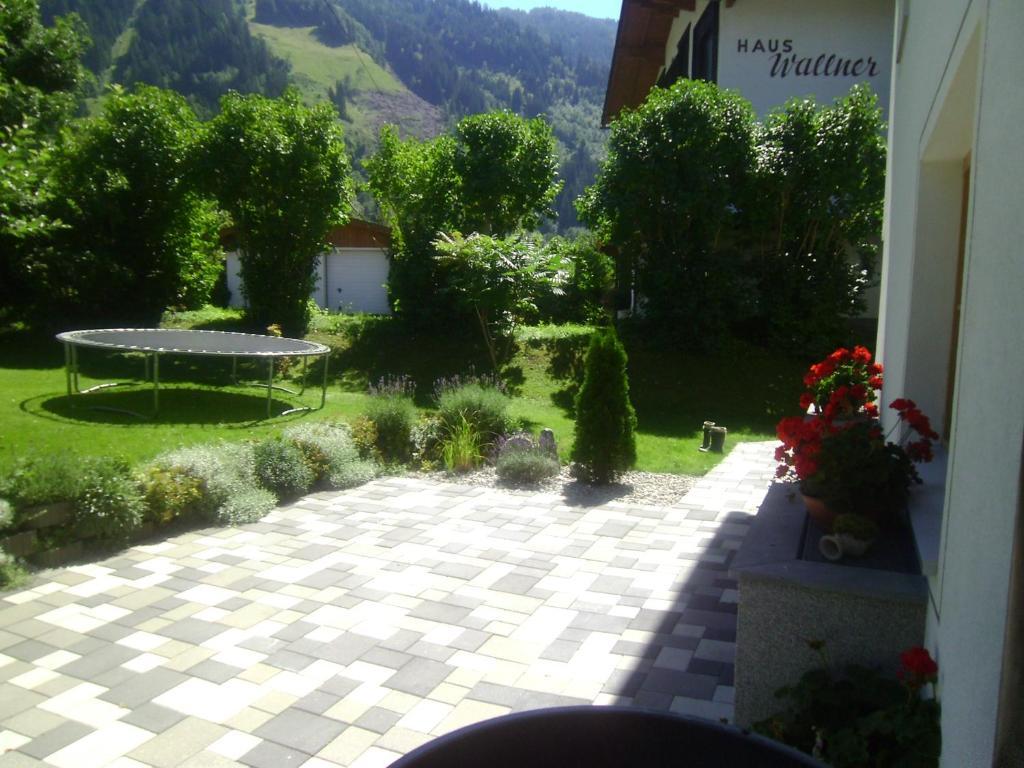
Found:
<box><xmin>898</xmin><ymin>646</ymin><xmax>938</xmax><ymax>688</ymax></box>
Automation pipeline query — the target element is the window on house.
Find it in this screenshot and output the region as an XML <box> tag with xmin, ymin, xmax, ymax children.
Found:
<box><xmin>691</xmin><ymin>1</ymin><xmax>719</xmax><ymax>82</ymax></box>
<box><xmin>658</xmin><ymin>23</ymin><xmax>691</xmax><ymax>88</ymax></box>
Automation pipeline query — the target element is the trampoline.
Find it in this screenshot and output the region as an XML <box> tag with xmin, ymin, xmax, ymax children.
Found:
<box><xmin>57</xmin><ymin>328</ymin><xmax>330</xmax><ymax>419</ymax></box>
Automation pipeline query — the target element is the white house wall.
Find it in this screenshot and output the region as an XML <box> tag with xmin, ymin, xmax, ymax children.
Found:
<box><xmin>717</xmin><ymin>0</ymin><xmax>893</xmax><ymax>117</ymax></box>
<box><xmin>224</xmin><ymin>250</ymin><xmax>389</xmax><ymax>314</ymax></box>
<box><xmin>877</xmin><ymin>0</ymin><xmax>1024</xmax><ymax>763</ymax></box>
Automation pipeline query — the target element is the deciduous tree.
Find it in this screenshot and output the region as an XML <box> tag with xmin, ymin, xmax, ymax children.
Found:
<box><xmin>201</xmin><ymin>89</ymin><xmax>353</xmax><ymax>336</ymax></box>
<box><xmin>43</xmin><ymin>85</ymin><xmax>222</xmax><ymax>324</ymax></box>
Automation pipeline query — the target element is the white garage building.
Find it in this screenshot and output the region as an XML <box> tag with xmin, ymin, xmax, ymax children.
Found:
<box><xmin>224</xmin><ymin>218</ymin><xmax>392</xmax><ymax>315</ymax></box>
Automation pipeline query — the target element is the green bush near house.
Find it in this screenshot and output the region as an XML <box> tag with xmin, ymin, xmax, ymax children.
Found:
<box><xmin>571</xmin><ymin>329</ymin><xmax>637</xmax><ymax>484</ymax></box>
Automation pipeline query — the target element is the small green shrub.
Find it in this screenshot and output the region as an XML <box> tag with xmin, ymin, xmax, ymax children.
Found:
<box><xmin>441</xmin><ymin>416</ymin><xmax>483</xmax><ymax>473</ymax></box>
<box><xmin>73</xmin><ymin>458</ymin><xmax>146</xmax><ymax>542</ymax></box>
<box><xmin>141</xmin><ymin>467</ymin><xmax>203</xmax><ymax>525</ymax></box>
<box><xmin>0</xmin><ymin>499</ymin><xmax>13</xmax><ymax>531</ymax></box>
<box><xmin>411</xmin><ymin>415</ymin><xmax>446</xmax><ymax>468</ymax></box>
<box><xmin>571</xmin><ymin>329</ymin><xmax>637</xmax><ymax>484</ymax></box>
<box><xmin>216</xmin><ymin>487</ymin><xmax>277</xmax><ymax>526</ymax></box>
<box><xmin>0</xmin><ymin>551</ymin><xmax>28</xmax><ymax>591</ymax></box>
<box><xmin>350</xmin><ymin>416</ymin><xmax>381</xmax><ymax>461</ymax></box>
<box><xmin>496</xmin><ymin>448</ymin><xmax>560</xmax><ymax>485</ymax></box>
<box><xmin>328</xmin><ymin>459</ymin><xmax>377</xmax><ymax>489</ymax></box>
<box><xmin>365</xmin><ymin>394</ymin><xmax>416</xmax><ymax>463</ymax></box>
<box><xmin>436</xmin><ymin>381</ymin><xmax>511</xmax><ymax>442</ymax></box>
<box><xmin>253</xmin><ymin>438</ymin><xmax>315</xmax><ymax>500</ymax></box>
<box><xmin>0</xmin><ymin>452</ymin><xmax>86</xmax><ymax>510</ymax></box>
<box><xmin>150</xmin><ymin>442</ymin><xmax>266</xmax><ymax>524</ymax></box>
<box><xmin>283</xmin><ymin>421</ymin><xmax>375</xmax><ymax>490</ymax></box>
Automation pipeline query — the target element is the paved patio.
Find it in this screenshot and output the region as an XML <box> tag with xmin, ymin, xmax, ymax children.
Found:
<box><xmin>0</xmin><ymin>442</ymin><xmax>775</xmax><ymax>768</ymax></box>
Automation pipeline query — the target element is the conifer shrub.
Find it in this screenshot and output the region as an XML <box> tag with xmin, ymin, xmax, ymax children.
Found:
<box><xmin>570</xmin><ymin>329</ymin><xmax>637</xmax><ymax>484</ymax></box>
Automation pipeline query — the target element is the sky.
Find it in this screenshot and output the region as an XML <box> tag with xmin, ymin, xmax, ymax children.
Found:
<box><xmin>476</xmin><ymin>0</ymin><xmax>621</xmax><ymax>21</ymax></box>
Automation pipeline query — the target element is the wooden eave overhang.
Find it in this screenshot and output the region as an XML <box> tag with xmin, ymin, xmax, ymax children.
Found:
<box><xmin>220</xmin><ymin>218</ymin><xmax>391</xmax><ymax>250</ymax></box>
<box><xmin>602</xmin><ymin>0</ymin><xmax>697</xmax><ymax>126</ymax></box>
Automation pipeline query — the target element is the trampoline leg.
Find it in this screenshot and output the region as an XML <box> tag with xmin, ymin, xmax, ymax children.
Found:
<box><xmin>267</xmin><ymin>359</ymin><xmax>274</xmax><ymax>418</ymax></box>
<box><xmin>144</xmin><ymin>354</ymin><xmax>151</xmax><ymax>382</ymax></box>
<box><xmin>320</xmin><ymin>352</ymin><xmax>329</xmax><ymax>409</ymax></box>
<box><xmin>231</xmin><ymin>355</ymin><xmax>238</xmax><ymax>384</ymax></box>
<box><xmin>64</xmin><ymin>343</ymin><xmax>73</xmax><ymax>408</ymax></box>
<box><xmin>153</xmin><ymin>353</ymin><xmax>160</xmax><ymax>415</ymax></box>
<box><xmin>298</xmin><ymin>355</ymin><xmax>308</xmax><ymax>395</ymax></box>
<box><xmin>71</xmin><ymin>344</ymin><xmax>80</xmax><ymax>394</ymax></box>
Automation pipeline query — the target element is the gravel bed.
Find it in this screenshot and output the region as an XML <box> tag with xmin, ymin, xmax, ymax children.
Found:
<box><xmin>418</xmin><ymin>465</ymin><xmax>698</xmax><ymax>508</ymax></box>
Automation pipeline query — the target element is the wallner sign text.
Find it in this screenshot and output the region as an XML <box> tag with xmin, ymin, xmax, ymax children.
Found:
<box><xmin>736</xmin><ymin>38</ymin><xmax>881</xmax><ymax>79</ymax></box>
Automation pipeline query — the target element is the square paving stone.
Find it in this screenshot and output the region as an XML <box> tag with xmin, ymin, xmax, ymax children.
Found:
<box><xmin>354</xmin><ymin>706</ymin><xmax>403</xmax><ymax>734</ymax></box>
<box><xmin>254</xmin><ymin>708</ymin><xmax>347</xmax><ymax>754</ymax></box>
<box><xmin>384</xmin><ymin>658</ymin><xmax>452</xmax><ymax>697</ymax></box>
<box><xmin>240</xmin><ymin>739</ymin><xmax>310</xmax><ymax>768</ymax></box>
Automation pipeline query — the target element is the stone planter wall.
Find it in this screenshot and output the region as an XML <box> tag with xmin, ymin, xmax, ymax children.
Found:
<box><xmin>0</xmin><ymin>502</ymin><xmax>157</xmax><ymax>570</ymax></box>
<box><xmin>732</xmin><ymin>483</ymin><xmax>928</xmax><ymax>728</ymax></box>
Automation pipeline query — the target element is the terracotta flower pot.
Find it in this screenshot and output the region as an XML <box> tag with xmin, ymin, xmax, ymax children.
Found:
<box><xmin>801</xmin><ymin>492</ymin><xmax>838</xmax><ymax>531</ymax></box>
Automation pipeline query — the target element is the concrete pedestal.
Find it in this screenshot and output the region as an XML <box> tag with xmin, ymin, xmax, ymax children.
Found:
<box><xmin>732</xmin><ymin>483</ymin><xmax>928</xmax><ymax>728</ymax></box>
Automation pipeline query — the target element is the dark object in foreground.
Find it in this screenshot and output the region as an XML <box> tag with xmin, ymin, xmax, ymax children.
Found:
<box><xmin>390</xmin><ymin>706</ymin><xmax>825</xmax><ymax>768</ymax></box>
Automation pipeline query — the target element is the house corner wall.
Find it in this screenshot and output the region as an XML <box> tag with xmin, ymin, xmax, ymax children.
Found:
<box><xmin>881</xmin><ymin>0</ymin><xmax>1024</xmax><ymax>764</ymax></box>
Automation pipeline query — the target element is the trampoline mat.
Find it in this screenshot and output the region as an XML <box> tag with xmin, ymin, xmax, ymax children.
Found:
<box><xmin>57</xmin><ymin>328</ymin><xmax>328</xmax><ymax>357</ymax></box>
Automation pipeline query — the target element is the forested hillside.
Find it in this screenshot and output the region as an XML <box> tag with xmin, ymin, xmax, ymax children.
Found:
<box><xmin>40</xmin><ymin>0</ymin><xmax>617</xmax><ymax>231</ymax></box>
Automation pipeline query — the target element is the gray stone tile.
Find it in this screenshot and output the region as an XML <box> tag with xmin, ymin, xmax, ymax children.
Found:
<box><xmin>122</xmin><ymin>703</ymin><xmax>188</xmax><ymax>734</ymax></box>
<box><xmin>359</xmin><ymin>647</ymin><xmax>412</xmax><ymax>671</ymax></box>
<box><xmin>354</xmin><ymin>706</ymin><xmax>402</xmax><ymax>734</ymax></box>
<box><xmin>60</xmin><ymin>643</ymin><xmax>138</xmax><ymax>679</ymax></box>
<box><xmin>19</xmin><ymin>721</ymin><xmax>94</xmax><ymax>760</ymax></box>
<box><xmin>384</xmin><ymin>658</ymin><xmax>452</xmax><ymax>696</ymax></box>
<box><xmin>188</xmin><ymin>659</ymin><xmax>240</xmax><ymax>684</ymax></box>
<box><xmin>408</xmin><ymin>601</ymin><xmax>472</xmax><ymax>624</ymax></box>
<box><xmin>157</xmin><ymin>618</ymin><xmax>226</xmax><ymax>645</ymax></box>
<box><xmin>240</xmin><ymin>740</ymin><xmax>309</xmax><ymax>768</ymax></box>
<box><xmin>467</xmin><ymin>682</ymin><xmax>522</xmax><ymax>708</ymax></box>
<box><xmin>254</xmin><ymin>709</ymin><xmax>346</xmax><ymax>754</ymax></box>
<box><xmin>99</xmin><ymin>667</ymin><xmax>190</xmax><ymax>708</ymax></box>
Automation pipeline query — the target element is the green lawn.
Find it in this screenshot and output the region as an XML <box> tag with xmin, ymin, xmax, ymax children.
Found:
<box><xmin>0</xmin><ymin>312</ymin><xmax>805</xmax><ymax>477</ymax></box>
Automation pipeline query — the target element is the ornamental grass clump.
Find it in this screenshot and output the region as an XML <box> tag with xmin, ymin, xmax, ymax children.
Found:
<box><xmin>776</xmin><ymin>346</ymin><xmax>938</xmax><ymax>521</ymax></box>
<box><xmin>570</xmin><ymin>329</ymin><xmax>637</xmax><ymax>484</ymax></box>
<box><xmin>434</xmin><ymin>373</ymin><xmax>511</xmax><ymax>443</ymax></box>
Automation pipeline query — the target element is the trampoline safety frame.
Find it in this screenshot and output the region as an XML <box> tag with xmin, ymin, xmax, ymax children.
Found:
<box><xmin>58</xmin><ymin>328</ymin><xmax>331</xmax><ymax>420</ymax></box>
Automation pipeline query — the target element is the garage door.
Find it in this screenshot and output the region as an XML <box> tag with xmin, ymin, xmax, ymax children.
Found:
<box><xmin>325</xmin><ymin>248</ymin><xmax>391</xmax><ymax>314</ymax></box>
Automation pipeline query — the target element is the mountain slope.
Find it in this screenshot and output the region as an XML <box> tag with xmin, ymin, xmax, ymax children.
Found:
<box><xmin>43</xmin><ymin>0</ymin><xmax>614</xmax><ymax>231</ymax></box>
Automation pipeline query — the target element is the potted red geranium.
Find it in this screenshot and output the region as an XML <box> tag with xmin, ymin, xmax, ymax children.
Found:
<box><xmin>776</xmin><ymin>347</ymin><xmax>938</xmax><ymax>530</ymax></box>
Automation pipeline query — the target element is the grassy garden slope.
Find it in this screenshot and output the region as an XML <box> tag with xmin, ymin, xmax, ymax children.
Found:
<box><xmin>0</xmin><ymin>310</ymin><xmax>804</xmax><ymax>477</ymax></box>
